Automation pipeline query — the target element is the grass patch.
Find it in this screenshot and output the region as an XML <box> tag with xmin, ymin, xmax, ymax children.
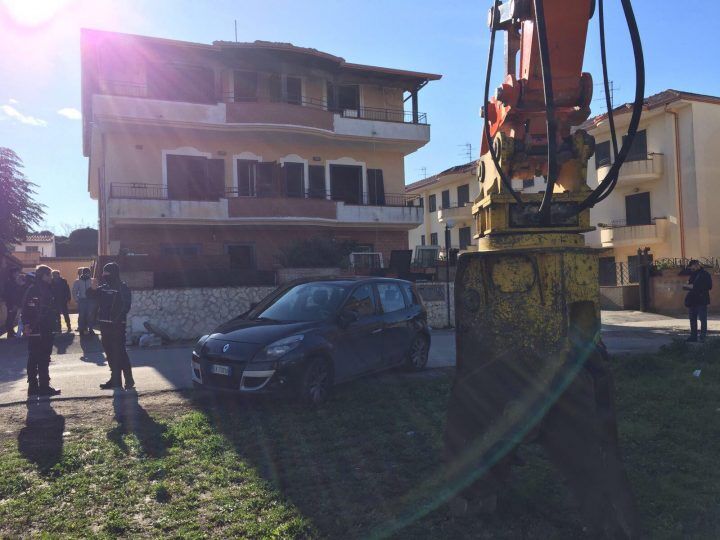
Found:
<box><xmin>1</xmin><ymin>341</ymin><xmax>719</xmax><ymax>538</ymax></box>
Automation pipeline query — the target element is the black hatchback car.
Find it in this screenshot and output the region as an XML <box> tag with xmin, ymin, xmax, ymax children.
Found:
<box><xmin>191</xmin><ymin>277</ymin><xmax>430</xmax><ymax>405</ymax></box>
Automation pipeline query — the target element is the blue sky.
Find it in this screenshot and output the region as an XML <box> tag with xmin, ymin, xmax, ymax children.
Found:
<box><xmin>0</xmin><ymin>0</ymin><xmax>716</xmax><ymax>232</ymax></box>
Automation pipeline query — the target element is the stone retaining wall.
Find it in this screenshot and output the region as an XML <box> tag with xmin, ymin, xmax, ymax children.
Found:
<box><xmin>127</xmin><ymin>286</ymin><xmax>275</xmax><ymax>341</ymax></box>
<box><xmin>126</xmin><ymin>281</ymin><xmax>455</xmax><ymax>342</ymax></box>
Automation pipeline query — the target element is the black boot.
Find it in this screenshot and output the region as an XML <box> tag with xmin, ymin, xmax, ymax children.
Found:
<box><xmin>38</xmin><ymin>386</ymin><xmax>61</xmax><ymax>397</ymax></box>
<box><xmin>100</xmin><ymin>379</ymin><xmax>122</xmax><ymax>390</ymax></box>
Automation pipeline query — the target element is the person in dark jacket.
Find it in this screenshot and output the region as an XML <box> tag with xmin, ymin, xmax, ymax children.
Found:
<box><xmin>22</xmin><ymin>265</ymin><xmax>61</xmax><ymax>397</ymax></box>
<box><xmin>51</xmin><ymin>270</ymin><xmax>72</xmax><ymax>333</ymax></box>
<box><xmin>92</xmin><ymin>262</ymin><xmax>134</xmax><ymax>390</ymax></box>
<box><xmin>683</xmin><ymin>260</ymin><xmax>713</xmax><ymax>342</ymax></box>
<box><xmin>3</xmin><ymin>267</ymin><xmax>21</xmax><ymax>339</ymax></box>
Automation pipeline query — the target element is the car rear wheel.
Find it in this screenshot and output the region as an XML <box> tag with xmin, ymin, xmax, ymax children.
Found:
<box><xmin>406</xmin><ymin>334</ymin><xmax>429</xmax><ymax>371</ymax></box>
<box><xmin>300</xmin><ymin>357</ymin><xmax>332</xmax><ymax>406</ymax></box>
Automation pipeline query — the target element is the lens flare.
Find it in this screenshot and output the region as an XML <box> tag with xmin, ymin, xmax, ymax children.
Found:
<box><xmin>1</xmin><ymin>0</ymin><xmax>70</xmax><ymax>27</ymax></box>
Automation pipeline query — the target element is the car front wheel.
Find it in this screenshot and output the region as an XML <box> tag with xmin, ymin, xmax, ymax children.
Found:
<box><xmin>406</xmin><ymin>334</ymin><xmax>429</xmax><ymax>371</ymax></box>
<box><xmin>300</xmin><ymin>357</ymin><xmax>332</xmax><ymax>406</ymax></box>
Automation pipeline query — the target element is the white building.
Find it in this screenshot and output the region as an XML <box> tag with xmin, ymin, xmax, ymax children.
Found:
<box><xmin>584</xmin><ymin>90</ymin><xmax>720</xmax><ymax>283</ymax></box>
<box><xmin>405</xmin><ymin>161</ymin><xmax>544</xmax><ymax>254</ymax></box>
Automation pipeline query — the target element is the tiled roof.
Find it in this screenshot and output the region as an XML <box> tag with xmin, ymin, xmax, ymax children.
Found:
<box><xmin>405</xmin><ymin>160</ymin><xmax>478</xmax><ymax>192</ymax></box>
<box><xmin>581</xmin><ymin>89</ymin><xmax>720</xmax><ymax>130</ymax></box>
<box><xmin>25</xmin><ymin>234</ymin><xmax>54</xmax><ymax>242</ymax></box>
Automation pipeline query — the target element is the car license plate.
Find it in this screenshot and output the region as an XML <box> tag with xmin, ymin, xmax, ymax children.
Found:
<box><xmin>211</xmin><ymin>364</ymin><xmax>231</xmax><ymax>376</ymax></box>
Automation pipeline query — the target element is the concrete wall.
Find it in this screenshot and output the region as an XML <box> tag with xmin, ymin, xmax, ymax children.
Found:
<box><xmin>127</xmin><ymin>286</ymin><xmax>276</xmax><ymax>341</ymax></box>
<box><xmin>126</xmin><ymin>281</ymin><xmax>455</xmax><ymax>341</ymax></box>
<box><xmin>600</xmin><ymin>285</ymin><xmax>640</xmax><ymax>311</ymax></box>
<box><xmin>649</xmin><ymin>271</ymin><xmax>720</xmax><ymax>314</ymax></box>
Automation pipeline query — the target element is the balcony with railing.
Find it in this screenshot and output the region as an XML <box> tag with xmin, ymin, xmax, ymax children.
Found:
<box><xmin>107</xmin><ymin>183</ymin><xmax>423</xmax><ymax>228</ymax></box>
<box><xmin>437</xmin><ymin>202</ymin><xmax>473</xmax><ymax>224</ymax></box>
<box><xmin>92</xmin><ymin>84</ymin><xmax>429</xmax><ymax>143</ymax></box>
<box><xmin>599</xmin><ymin>217</ymin><xmax>669</xmax><ymax>248</ymax></box>
<box><xmin>596</xmin><ymin>153</ymin><xmax>664</xmax><ymax>185</ymax></box>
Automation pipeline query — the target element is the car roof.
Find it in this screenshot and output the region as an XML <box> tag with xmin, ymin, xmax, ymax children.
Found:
<box><xmin>286</xmin><ymin>276</ymin><xmax>412</xmax><ymax>287</ymax></box>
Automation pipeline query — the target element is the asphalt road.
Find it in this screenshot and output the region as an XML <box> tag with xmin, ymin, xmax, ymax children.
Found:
<box><xmin>0</xmin><ymin>311</ymin><xmax>714</xmax><ymax>406</ymax></box>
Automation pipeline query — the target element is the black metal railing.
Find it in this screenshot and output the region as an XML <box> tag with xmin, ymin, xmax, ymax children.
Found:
<box><xmin>110</xmin><ymin>183</ymin><xmax>420</xmax><ymax>208</ymax></box>
<box><xmin>110</xmin><ymin>183</ymin><xmax>168</xmax><ymax>200</ymax></box>
<box><xmin>597</xmin><ymin>152</ymin><xmax>663</xmax><ymax>168</ymax></box>
<box><xmin>221</xmin><ymin>91</ymin><xmax>428</xmax><ymax>125</ymax></box>
<box><xmin>599</xmin><ymin>217</ymin><xmax>663</xmax><ymax>229</ymax></box>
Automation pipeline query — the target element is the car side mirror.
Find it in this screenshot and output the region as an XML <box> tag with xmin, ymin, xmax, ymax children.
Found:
<box><xmin>338</xmin><ymin>309</ymin><xmax>359</xmax><ymax>329</ymax></box>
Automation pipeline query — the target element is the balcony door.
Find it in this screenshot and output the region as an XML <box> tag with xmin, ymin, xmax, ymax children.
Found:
<box><xmin>167</xmin><ymin>155</ymin><xmax>224</xmax><ymax>201</ymax></box>
<box><xmin>625</xmin><ymin>192</ymin><xmax>651</xmax><ymax>226</ymax></box>
<box><xmin>330</xmin><ymin>164</ymin><xmax>362</xmax><ymax>205</ymax></box>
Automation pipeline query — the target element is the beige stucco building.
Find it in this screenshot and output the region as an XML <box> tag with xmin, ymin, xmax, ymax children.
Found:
<box><xmin>405</xmin><ymin>161</ymin><xmax>544</xmax><ymax>254</ymax></box>
<box><xmin>81</xmin><ymin>29</ymin><xmax>440</xmax><ymax>281</ymax></box>
<box><xmin>583</xmin><ymin>90</ymin><xmax>720</xmax><ymax>283</ymax></box>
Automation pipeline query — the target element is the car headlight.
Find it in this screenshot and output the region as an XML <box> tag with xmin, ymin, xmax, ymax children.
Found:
<box><xmin>255</xmin><ymin>335</ymin><xmax>304</xmax><ymax>362</ymax></box>
<box><xmin>193</xmin><ymin>334</ymin><xmax>210</xmax><ymax>355</ymax></box>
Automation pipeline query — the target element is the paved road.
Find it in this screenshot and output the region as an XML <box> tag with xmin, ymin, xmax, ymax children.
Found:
<box><xmin>0</xmin><ymin>311</ymin><xmax>713</xmax><ymax>405</ymax></box>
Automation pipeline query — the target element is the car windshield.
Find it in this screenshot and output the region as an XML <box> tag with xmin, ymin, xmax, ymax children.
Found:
<box><xmin>252</xmin><ymin>282</ymin><xmax>349</xmax><ymax>322</ymax></box>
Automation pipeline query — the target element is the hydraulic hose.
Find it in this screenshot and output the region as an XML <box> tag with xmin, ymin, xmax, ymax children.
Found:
<box><xmin>533</xmin><ymin>0</ymin><xmax>559</xmax><ymax>224</ymax></box>
<box><xmin>577</xmin><ymin>0</ymin><xmax>645</xmax><ymax>211</ymax></box>
<box><xmin>599</xmin><ymin>0</ymin><xmax>619</xmax><ymax>160</ymax></box>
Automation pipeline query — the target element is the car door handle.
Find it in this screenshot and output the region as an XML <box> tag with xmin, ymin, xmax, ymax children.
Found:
<box><xmin>371</xmin><ymin>328</ymin><xmax>383</xmax><ymax>334</ymax></box>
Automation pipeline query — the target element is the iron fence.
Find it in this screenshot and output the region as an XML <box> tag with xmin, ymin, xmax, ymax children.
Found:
<box><xmin>600</xmin><ymin>261</ymin><xmax>637</xmax><ymax>286</ymax></box>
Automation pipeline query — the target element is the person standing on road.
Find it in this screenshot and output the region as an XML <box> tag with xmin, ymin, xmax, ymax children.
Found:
<box><xmin>683</xmin><ymin>260</ymin><xmax>713</xmax><ymax>342</ymax></box>
<box><xmin>3</xmin><ymin>267</ymin><xmax>21</xmax><ymax>339</ymax></box>
<box><xmin>94</xmin><ymin>262</ymin><xmax>134</xmax><ymax>390</ymax></box>
<box><xmin>22</xmin><ymin>265</ymin><xmax>61</xmax><ymax>397</ymax></box>
<box><xmin>51</xmin><ymin>270</ymin><xmax>72</xmax><ymax>333</ymax></box>
<box><xmin>72</xmin><ymin>267</ymin><xmax>95</xmax><ymax>336</ymax></box>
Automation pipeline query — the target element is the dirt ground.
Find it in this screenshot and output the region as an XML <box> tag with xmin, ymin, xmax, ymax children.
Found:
<box><xmin>0</xmin><ymin>390</ymin><xmax>194</xmax><ymax>445</ymax></box>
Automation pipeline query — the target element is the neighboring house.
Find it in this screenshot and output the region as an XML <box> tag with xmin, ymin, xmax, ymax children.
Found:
<box><xmin>405</xmin><ymin>161</ymin><xmax>545</xmax><ymax>255</ymax></box>
<box><xmin>583</xmin><ymin>90</ymin><xmax>720</xmax><ymax>284</ymax></box>
<box><xmin>81</xmin><ymin>29</ymin><xmax>440</xmax><ymax>283</ymax></box>
<box><xmin>12</xmin><ymin>233</ymin><xmax>56</xmax><ymax>269</ymax></box>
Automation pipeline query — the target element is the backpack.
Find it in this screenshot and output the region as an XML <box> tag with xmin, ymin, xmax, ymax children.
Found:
<box><xmin>96</xmin><ymin>288</ymin><xmax>123</xmax><ymax>324</ymax></box>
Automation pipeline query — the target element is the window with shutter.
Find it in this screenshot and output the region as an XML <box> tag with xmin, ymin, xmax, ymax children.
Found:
<box><xmin>367</xmin><ymin>169</ymin><xmax>386</xmax><ymax>206</ymax></box>
<box><xmin>236</xmin><ymin>160</ymin><xmax>257</xmax><ymax>197</ymax></box>
<box><xmin>595</xmin><ymin>141</ymin><xmax>611</xmax><ymax>168</ymax></box>
<box><xmin>430</xmin><ymin>233</ymin><xmax>438</xmax><ymax>245</ymax></box>
<box><xmin>622</xmin><ymin>130</ymin><xmax>647</xmax><ymax>162</ymax></box>
<box><xmin>233</xmin><ymin>71</ymin><xmax>257</xmax><ymax>102</ymax></box>
<box><xmin>309</xmin><ymin>166</ymin><xmax>326</xmax><ymax>198</ymax></box>
<box><xmin>457</xmin><ymin>184</ymin><xmax>470</xmax><ymax>207</ymax></box>
<box><xmin>208</xmin><ymin>159</ymin><xmax>225</xmax><ymax>200</ymax></box>
<box><xmin>441</xmin><ymin>190</ymin><xmax>450</xmax><ymax>209</ymax></box>
<box><xmin>284</xmin><ymin>162</ymin><xmax>304</xmax><ymax>198</ymax></box>
<box><xmin>256</xmin><ymin>162</ymin><xmax>274</xmax><ymax>197</ymax></box>
<box><xmin>429</xmin><ymin>194</ymin><xmax>437</xmax><ymax>213</ymax></box>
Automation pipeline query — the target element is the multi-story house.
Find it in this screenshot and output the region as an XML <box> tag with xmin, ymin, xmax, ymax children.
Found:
<box><xmin>583</xmin><ymin>90</ymin><xmax>720</xmax><ymax>284</ymax></box>
<box><xmin>81</xmin><ymin>29</ymin><xmax>440</xmax><ymax>282</ymax></box>
<box><xmin>405</xmin><ymin>161</ymin><xmax>545</xmax><ymax>255</ymax></box>
<box><xmin>12</xmin><ymin>233</ymin><xmax>56</xmax><ymax>269</ymax></box>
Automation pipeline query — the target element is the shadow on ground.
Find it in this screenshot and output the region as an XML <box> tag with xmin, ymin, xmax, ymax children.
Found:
<box><xmin>187</xmin><ymin>373</ymin><xmax>580</xmax><ymax>539</ymax></box>
<box><xmin>107</xmin><ymin>391</ymin><xmax>168</xmax><ymax>458</ymax></box>
<box><xmin>17</xmin><ymin>400</ymin><xmax>65</xmax><ymax>473</ymax></box>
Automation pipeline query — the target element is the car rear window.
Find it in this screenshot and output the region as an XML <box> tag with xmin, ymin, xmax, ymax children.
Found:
<box><xmin>377</xmin><ymin>283</ymin><xmax>406</xmax><ymax>313</ymax></box>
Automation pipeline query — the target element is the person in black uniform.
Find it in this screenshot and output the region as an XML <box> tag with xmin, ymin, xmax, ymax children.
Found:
<box><xmin>683</xmin><ymin>260</ymin><xmax>713</xmax><ymax>342</ymax></box>
<box><xmin>93</xmin><ymin>262</ymin><xmax>134</xmax><ymax>390</ymax></box>
<box><xmin>51</xmin><ymin>270</ymin><xmax>72</xmax><ymax>333</ymax></box>
<box><xmin>22</xmin><ymin>265</ymin><xmax>61</xmax><ymax>397</ymax></box>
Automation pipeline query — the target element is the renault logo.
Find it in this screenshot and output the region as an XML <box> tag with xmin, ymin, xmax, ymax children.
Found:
<box><xmin>222</xmin><ymin>344</ymin><xmax>230</xmax><ymax>353</ymax></box>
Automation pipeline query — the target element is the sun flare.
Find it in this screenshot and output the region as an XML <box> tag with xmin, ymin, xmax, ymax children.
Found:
<box><xmin>1</xmin><ymin>0</ymin><xmax>71</xmax><ymax>27</ymax></box>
